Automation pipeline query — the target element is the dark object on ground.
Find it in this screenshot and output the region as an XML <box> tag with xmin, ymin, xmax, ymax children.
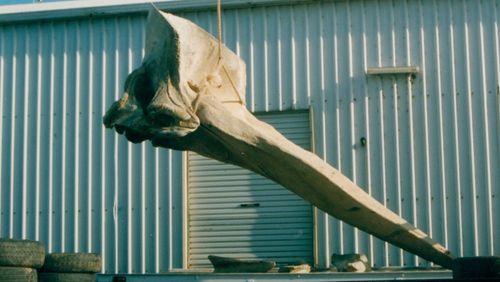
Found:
<box><xmin>0</xmin><ymin>266</ymin><xmax>37</xmax><ymax>282</ymax></box>
<box><xmin>0</xmin><ymin>238</ymin><xmax>45</xmax><ymax>268</ymax></box>
<box><xmin>38</xmin><ymin>272</ymin><xmax>96</xmax><ymax>282</ymax></box>
<box><xmin>452</xmin><ymin>256</ymin><xmax>500</xmax><ymax>279</ymax></box>
<box><xmin>208</xmin><ymin>255</ymin><xmax>275</xmax><ymax>273</ymax></box>
<box><xmin>42</xmin><ymin>253</ymin><xmax>101</xmax><ymax>273</ymax></box>
<box><xmin>331</xmin><ymin>253</ymin><xmax>371</xmax><ymax>272</ymax></box>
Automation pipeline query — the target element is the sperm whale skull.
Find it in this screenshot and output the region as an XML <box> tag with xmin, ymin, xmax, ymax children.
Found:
<box><xmin>104</xmin><ymin>9</ymin><xmax>453</xmax><ymax>268</ymax></box>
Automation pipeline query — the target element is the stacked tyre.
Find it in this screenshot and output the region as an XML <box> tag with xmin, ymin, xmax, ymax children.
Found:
<box><xmin>39</xmin><ymin>253</ymin><xmax>101</xmax><ymax>282</ymax></box>
<box><xmin>0</xmin><ymin>239</ymin><xmax>45</xmax><ymax>282</ymax></box>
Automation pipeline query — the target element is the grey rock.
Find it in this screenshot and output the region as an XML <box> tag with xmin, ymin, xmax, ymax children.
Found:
<box><xmin>331</xmin><ymin>253</ymin><xmax>371</xmax><ymax>272</ymax></box>
<box><xmin>278</xmin><ymin>263</ymin><xmax>311</xmax><ymax>273</ymax></box>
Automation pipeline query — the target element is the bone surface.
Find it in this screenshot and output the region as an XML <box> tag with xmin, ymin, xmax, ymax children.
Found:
<box><xmin>103</xmin><ymin>9</ymin><xmax>454</xmax><ymax>269</ymax></box>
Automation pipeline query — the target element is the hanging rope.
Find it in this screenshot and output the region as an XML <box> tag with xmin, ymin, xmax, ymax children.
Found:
<box><xmin>149</xmin><ymin>1</ymin><xmax>160</xmax><ymax>12</ymax></box>
<box><xmin>216</xmin><ymin>0</ymin><xmax>245</xmax><ymax>105</ymax></box>
<box><xmin>217</xmin><ymin>0</ymin><xmax>223</xmax><ymax>61</ymax></box>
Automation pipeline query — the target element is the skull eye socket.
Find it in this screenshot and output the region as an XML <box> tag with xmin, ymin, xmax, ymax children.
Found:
<box><xmin>133</xmin><ymin>71</ymin><xmax>155</xmax><ymax>113</ymax></box>
<box><xmin>124</xmin><ymin>67</ymin><xmax>155</xmax><ymax>113</ymax></box>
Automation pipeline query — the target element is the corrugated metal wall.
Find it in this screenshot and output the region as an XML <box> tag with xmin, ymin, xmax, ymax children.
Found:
<box><xmin>296</xmin><ymin>0</ymin><xmax>500</xmax><ymax>267</ymax></box>
<box><xmin>0</xmin><ymin>15</ymin><xmax>185</xmax><ymax>273</ymax></box>
<box><xmin>0</xmin><ymin>0</ymin><xmax>499</xmax><ymax>273</ymax></box>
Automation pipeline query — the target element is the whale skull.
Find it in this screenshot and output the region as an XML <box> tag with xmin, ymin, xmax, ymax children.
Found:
<box><xmin>104</xmin><ymin>9</ymin><xmax>453</xmax><ymax>268</ymax></box>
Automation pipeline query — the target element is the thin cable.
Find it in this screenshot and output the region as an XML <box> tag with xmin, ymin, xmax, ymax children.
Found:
<box><xmin>149</xmin><ymin>1</ymin><xmax>161</xmax><ymax>12</ymax></box>
<box><xmin>216</xmin><ymin>0</ymin><xmax>244</xmax><ymax>105</ymax></box>
<box><xmin>217</xmin><ymin>0</ymin><xmax>223</xmax><ymax>61</ymax></box>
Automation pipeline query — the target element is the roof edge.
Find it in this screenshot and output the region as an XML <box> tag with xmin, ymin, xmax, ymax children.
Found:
<box><xmin>0</xmin><ymin>0</ymin><xmax>316</xmax><ymax>24</ymax></box>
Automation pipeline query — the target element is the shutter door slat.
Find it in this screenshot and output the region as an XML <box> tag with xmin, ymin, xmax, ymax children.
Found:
<box><xmin>188</xmin><ymin>111</ymin><xmax>313</xmax><ymax>269</ymax></box>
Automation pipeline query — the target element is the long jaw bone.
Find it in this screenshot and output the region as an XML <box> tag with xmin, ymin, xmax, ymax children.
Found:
<box><xmin>104</xmin><ymin>9</ymin><xmax>454</xmax><ymax>269</ymax></box>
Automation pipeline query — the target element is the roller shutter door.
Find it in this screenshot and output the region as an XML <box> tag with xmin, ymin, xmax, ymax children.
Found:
<box><xmin>187</xmin><ymin>111</ymin><xmax>313</xmax><ymax>269</ymax></box>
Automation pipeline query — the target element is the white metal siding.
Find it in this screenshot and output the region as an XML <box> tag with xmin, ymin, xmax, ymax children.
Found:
<box><xmin>187</xmin><ymin>111</ymin><xmax>313</xmax><ymax>269</ymax></box>
<box><xmin>301</xmin><ymin>0</ymin><xmax>500</xmax><ymax>267</ymax></box>
<box><xmin>0</xmin><ymin>0</ymin><xmax>499</xmax><ymax>273</ymax></box>
<box><xmin>0</xmin><ymin>16</ymin><xmax>185</xmax><ymax>273</ymax></box>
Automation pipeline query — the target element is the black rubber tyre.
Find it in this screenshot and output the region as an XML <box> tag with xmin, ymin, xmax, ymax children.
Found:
<box><xmin>0</xmin><ymin>266</ymin><xmax>37</xmax><ymax>282</ymax></box>
<box><xmin>38</xmin><ymin>272</ymin><xmax>96</xmax><ymax>282</ymax></box>
<box><xmin>452</xmin><ymin>256</ymin><xmax>500</xmax><ymax>279</ymax></box>
<box><xmin>42</xmin><ymin>253</ymin><xmax>101</xmax><ymax>273</ymax></box>
<box><xmin>0</xmin><ymin>239</ymin><xmax>45</xmax><ymax>268</ymax></box>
